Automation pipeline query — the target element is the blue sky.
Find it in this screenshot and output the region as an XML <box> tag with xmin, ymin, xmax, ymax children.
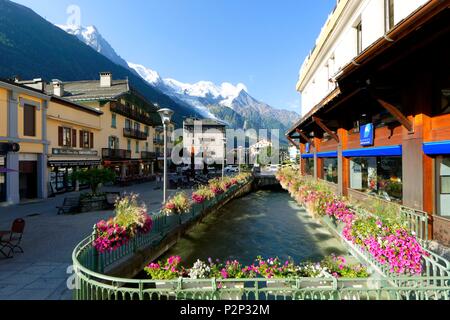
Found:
<box><xmin>14</xmin><ymin>0</ymin><xmax>335</xmax><ymax>113</ymax></box>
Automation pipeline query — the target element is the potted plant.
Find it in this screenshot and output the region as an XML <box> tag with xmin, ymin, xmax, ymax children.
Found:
<box><xmin>72</xmin><ymin>168</ymin><xmax>116</xmax><ymax>212</ymax></box>
<box><xmin>163</xmin><ymin>192</ymin><xmax>192</xmax><ymax>216</ymax></box>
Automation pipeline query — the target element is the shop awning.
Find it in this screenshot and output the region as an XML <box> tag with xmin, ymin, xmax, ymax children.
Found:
<box><xmin>301</xmin><ymin>154</ymin><xmax>314</xmax><ymax>159</ymax></box>
<box><xmin>423</xmin><ymin>141</ymin><xmax>450</xmax><ymax>155</ymax></box>
<box><xmin>343</xmin><ymin>145</ymin><xmax>402</xmax><ymax>157</ymax></box>
<box><xmin>317</xmin><ymin>151</ymin><xmax>338</xmax><ymax>158</ymax></box>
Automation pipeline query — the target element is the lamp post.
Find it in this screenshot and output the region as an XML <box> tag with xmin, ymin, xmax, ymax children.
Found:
<box><xmin>157</xmin><ymin>108</ymin><xmax>174</xmax><ymax>204</ymax></box>
<box><xmin>222</xmin><ymin>137</ymin><xmax>226</xmax><ymax>179</ymax></box>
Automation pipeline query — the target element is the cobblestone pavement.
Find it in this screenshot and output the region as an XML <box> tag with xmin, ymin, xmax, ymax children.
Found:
<box><xmin>0</xmin><ymin>181</ymin><xmax>192</xmax><ymax>300</ymax></box>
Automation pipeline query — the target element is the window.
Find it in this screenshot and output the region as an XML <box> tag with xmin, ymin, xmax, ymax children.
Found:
<box><xmin>144</xmin><ymin>126</ymin><xmax>149</xmax><ymax>136</ymax></box>
<box><xmin>58</xmin><ymin>127</ymin><xmax>74</xmax><ymax>147</ymax></box>
<box><xmin>23</xmin><ymin>104</ymin><xmax>36</xmax><ymax>136</ymax></box>
<box><xmin>436</xmin><ymin>157</ymin><xmax>450</xmax><ymax>217</ymax></box>
<box><xmin>350</xmin><ymin>156</ymin><xmax>402</xmax><ymax>202</ymax></box>
<box><xmin>127</xmin><ymin>139</ymin><xmax>131</xmax><ymax>151</ymax></box>
<box><xmin>111</xmin><ymin>113</ymin><xmax>117</xmax><ymax>128</ymax></box>
<box><xmin>0</xmin><ymin>156</ymin><xmax>6</xmax><ymax>202</ymax></box>
<box><xmin>322</xmin><ymin>158</ymin><xmax>338</xmax><ymax>184</ymax></box>
<box><xmin>125</xmin><ymin>119</ymin><xmax>131</xmax><ymax>130</ymax></box>
<box><xmin>145</xmin><ymin>142</ymin><xmax>149</xmax><ymax>152</ymax></box>
<box><xmin>134</xmin><ymin>122</ymin><xmax>140</xmax><ymax>132</ymax></box>
<box><xmin>80</xmin><ymin>131</ymin><xmax>93</xmax><ymax>149</ymax></box>
<box><xmin>385</xmin><ymin>0</ymin><xmax>395</xmax><ymax>32</ymax></box>
<box><xmin>135</xmin><ymin>141</ymin><xmax>140</xmax><ymax>153</ymax></box>
<box><xmin>435</xmin><ymin>72</ymin><xmax>450</xmax><ymax>115</ymax></box>
<box><xmin>109</xmin><ymin>136</ymin><xmax>119</xmax><ymax>149</ymax></box>
<box><xmin>356</xmin><ymin>21</ymin><xmax>363</xmax><ymax>55</ymax></box>
<box><xmin>305</xmin><ymin>158</ymin><xmax>314</xmax><ymax>176</ymax></box>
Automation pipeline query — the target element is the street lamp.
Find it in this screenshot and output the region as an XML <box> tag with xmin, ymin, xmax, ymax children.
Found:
<box><xmin>157</xmin><ymin>108</ymin><xmax>174</xmax><ymax>203</ymax></box>
<box><xmin>221</xmin><ymin>137</ymin><xmax>227</xmax><ymax>179</ymax></box>
<box><xmin>238</xmin><ymin>146</ymin><xmax>243</xmax><ymax>174</ymax></box>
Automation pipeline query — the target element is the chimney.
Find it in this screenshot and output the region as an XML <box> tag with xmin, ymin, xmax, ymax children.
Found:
<box><xmin>52</xmin><ymin>79</ymin><xmax>64</xmax><ymax>97</ymax></box>
<box><xmin>100</xmin><ymin>72</ymin><xmax>112</xmax><ymax>87</ymax></box>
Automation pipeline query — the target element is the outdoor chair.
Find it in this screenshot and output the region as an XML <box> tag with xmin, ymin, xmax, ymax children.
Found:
<box><xmin>0</xmin><ymin>218</ymin><xmax>25</xmax><ymax>258</ymax></box>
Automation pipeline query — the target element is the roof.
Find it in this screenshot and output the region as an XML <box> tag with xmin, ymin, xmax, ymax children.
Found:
<box><xmin>0</xmin><ymin>79</ymin><xmax>50</xmax><ymax>100</ymax></box>
<box><xmin>44</xmin><ymin>79</ymin><xmax>129</xmax><ymax>102</ymax></box>
<box><xmin>183</xmin><ymin>117</ymin><xmax>227</xmax><ymax>127</ymax></box>
<box><xmin>50</xmin><ymin>96</ymin><xmax>103</xmax><ymax>116</ymax></box>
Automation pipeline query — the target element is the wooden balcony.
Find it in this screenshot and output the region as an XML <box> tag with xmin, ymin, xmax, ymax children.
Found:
<box><xmin>102</xmin><ymin>148</ymin><xmax>131</xmax><ymax>160</ymax></box>
<box><xmin>123</xmin><ymin>128</ymin><xmax>148</xmax><ymax>140</ymax></box>
<box><xmin>110</xmin><ymin>101</ymin><xmax>155</xmax><ymax>126</ymax></box>
<box><xmin>141</xmin><ymin>151</ymin><xmax>157</xmax><ymax>160</ymax></box>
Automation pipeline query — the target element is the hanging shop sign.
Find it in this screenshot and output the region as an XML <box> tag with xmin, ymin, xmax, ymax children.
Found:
<box><xmin>360</xmin><ymin>123</ymin><xmax>374</xmax><ymax>146</ymax></box>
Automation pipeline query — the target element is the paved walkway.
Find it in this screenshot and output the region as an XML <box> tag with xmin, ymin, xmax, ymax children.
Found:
<box><xmin>0</xmin><ymin>181</ymin><xmax>192</xmax><ymax>300</ymax></box>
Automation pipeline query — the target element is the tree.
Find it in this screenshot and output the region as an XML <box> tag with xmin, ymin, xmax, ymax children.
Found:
<box><xmin>71</xmin><ymin>168</ymin><xmax>116</xmax><ymax>195</ymax></box>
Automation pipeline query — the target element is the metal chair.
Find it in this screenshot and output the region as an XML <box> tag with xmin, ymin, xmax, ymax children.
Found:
<box><xmin>0</xmin><ymin>218</ymin><xmax>25</xmax><ymax>258</ymax></box>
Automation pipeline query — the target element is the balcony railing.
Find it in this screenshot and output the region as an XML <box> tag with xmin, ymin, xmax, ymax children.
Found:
<box><xmin>141</xmin><ymin>151</ymin><xmax>157</xmax><ymax>160</ymax></box>
<box><xmin>102</xmin><ymin>148</ymin><xmax>131</xmax><ymax>160</ymax></box>
<box><xmin>123</xmin><ymin>128</ymin><xmax>148</xmax><ymax>140</ymax></box>
<box><xmin>154</xmin><ymin>138</ymin><xmax>164</xmax><ymax>145</ymax></box>
<box><xmin>110</xmin><ymin>101</ymin><xmax>155</xmax><ymax>126</ymax></box>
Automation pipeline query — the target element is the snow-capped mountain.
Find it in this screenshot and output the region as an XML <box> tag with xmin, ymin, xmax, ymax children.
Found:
<box><xmin>57</xmin><ymin>24</ymin><xmax>129</xmax><ymax>69</ymax></box>
<box><xmin>57</xmin><ymin>24</ymin><xmax>299</xmax><ymax>138</ymax></box>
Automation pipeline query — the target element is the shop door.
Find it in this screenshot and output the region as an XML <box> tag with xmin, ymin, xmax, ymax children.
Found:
<box><xmin>19</xmin><ymin>161</ymin><xmax>37</xmax><ymax>200</ymax></box>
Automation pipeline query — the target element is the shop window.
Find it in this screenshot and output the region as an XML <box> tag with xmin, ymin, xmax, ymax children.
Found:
<box><xmin>437</xmin><ymin>157</ymin><xmax>450</xmax><ymax>217</ymax></box>
<box><xmin>305</xmin><ymin>158</ymin><xmax>314</xmax><ymax>176</ymax></box>
<box><xmin>23</xmin><ymin>104</ymin><xmax>36</xmax><ymax>137</ymax></box>
<box><xmin>350</xmin><ymin>156</ymin><xmax>402</xmax><ymax>202</ymax></box>
<box><xmin>322</xmin><ymin>158</ymin><xmax>338</xmax><ymax>184</ymax></box>
<box><xmin>111</xmin><ymin>113</ymin><xmax>117</xmax><ymax>128</ymax></box>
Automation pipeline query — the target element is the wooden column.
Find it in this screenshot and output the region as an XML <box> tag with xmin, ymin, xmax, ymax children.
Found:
<box><xmin>313</xmin><ymin>137</ymin><xmax>320</xmax><ymax>180</ymax></box>
<box><xmin>337</xmin><ymin>128</ymin><xmax>348</xmax><ymax>197</ymax></box>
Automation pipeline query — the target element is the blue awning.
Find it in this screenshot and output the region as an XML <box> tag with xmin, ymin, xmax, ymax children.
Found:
<box><xmin>301</xmin><ymin>154</ymin><xmax>314</xmax><ymax>159</ymax></box>
<box><xmin>317</xmin><ymin>151</ymin><xmax>338</xmax><ymax>158</ymax></box>
<box><xmin>343</xmin><ymin>145</ymin><xmax>402</xmax><ymax>157</ymax></box>
<box><xmin>423</xmin><ymin>141</ymin><xmax>450</xmax><ymax>155</ymax></box>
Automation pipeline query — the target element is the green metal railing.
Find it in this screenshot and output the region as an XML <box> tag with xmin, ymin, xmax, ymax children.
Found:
<box><xmin>72</xmin><ymin>178</ymin><xmax>450</xmax><ymax>300</ymax></box>
<box><xmin>77</xmin><ymin>181</ymin><xmax>251</xmax><ymax>274</ymax></box>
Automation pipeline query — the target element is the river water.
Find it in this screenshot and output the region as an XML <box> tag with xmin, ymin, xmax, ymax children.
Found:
<box><xmin>160</xmin><ymin>190</ymin><xmax>350</xmax><ymax>266</ymax></box>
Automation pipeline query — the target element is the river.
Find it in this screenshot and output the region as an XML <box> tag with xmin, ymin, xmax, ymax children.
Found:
<box><xmin>159</xmin><ymin>190</ymin><xmax>350</xmax><ymax>266</ymax></box>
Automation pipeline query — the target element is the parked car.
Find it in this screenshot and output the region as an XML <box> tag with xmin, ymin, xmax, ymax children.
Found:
<box><xmin>224</xmin><ymin>165</ymin><xmax>239</xmax><ymax>173</ymax></box>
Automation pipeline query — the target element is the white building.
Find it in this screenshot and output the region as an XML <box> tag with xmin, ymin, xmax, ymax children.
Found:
<box><xmin>297</xmin><ymin>0</ymin><xmax>429</xmax><ymax>116</ymax></box>
<box><xmin>182</xmin><ymin>118</ymin><xmax>227</xmax><ymax>169</ymax></box>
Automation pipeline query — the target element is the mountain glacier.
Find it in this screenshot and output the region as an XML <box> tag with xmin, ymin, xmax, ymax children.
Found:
<box><xmin>58</xmin><ymin>24</ymin><xmax>299</xmax><ymax>136</ymax></box>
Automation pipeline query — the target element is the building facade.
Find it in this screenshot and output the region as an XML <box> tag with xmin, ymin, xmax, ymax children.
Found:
<box><xmin>45</xmin><ymin>73</ymin><xmax>160</xmax><ymax>183</ymax></box>
<box><xmin>0</xmin><ymin>80</ymin><xmax>49</xmax><ymax>205</ymax></box>
<box><xmin>288</xmin><ymin>1</ymin><xmax>450</xmax><ymax>245</ymax></box>
<box><xmin>183</xmin><ymin>118</ymin><xmax>227</xmax><ymax>169</ymax></box>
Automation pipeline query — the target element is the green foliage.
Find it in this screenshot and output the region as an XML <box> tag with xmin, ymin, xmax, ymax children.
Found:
<box><xmin>114</xmin><ymin>194</ymin><xmax>147</xmax><ymax>236</ymax></box>
<box><xmin>71</xmin><ymin>168</ymin><xmax>116</xmax><ymax>195</ymax></box>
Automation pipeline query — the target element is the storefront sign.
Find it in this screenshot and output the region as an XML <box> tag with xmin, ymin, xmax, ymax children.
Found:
<box><xmin>52</xmin><ymin>148</ymin><xmax>98</xmax><ymax>156</ymax></box>
<box><xmin>360</xmin><ymin>123</ymin><xmax>374</xmax><ymax>146</ymax></box>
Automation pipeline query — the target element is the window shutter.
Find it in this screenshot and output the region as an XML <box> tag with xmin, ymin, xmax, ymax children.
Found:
<box><xmin>72</xmin><ymin>129</ymin><xmax>77</xmax><ymax>147</ymax></box>
<box><xmin>90</xmin><ymin>132</ymin><xmax>94</xmax><ymax>149</ymax></box>
<box><xmin>58</xmin><ymin>127</ymin><xmax>63</xmax><ymax>147</ymax></box>
<box><xmin>80</xmin><ymin>130</ymin><xmax>84</xmax><ymax>148</ymax></box>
